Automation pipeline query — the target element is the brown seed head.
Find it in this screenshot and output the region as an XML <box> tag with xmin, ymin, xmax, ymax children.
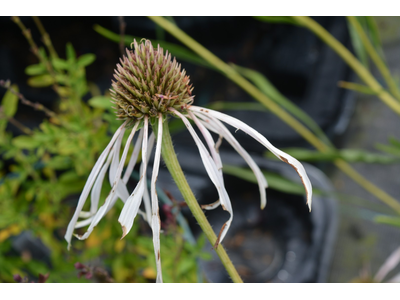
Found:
<box><xmin>110</xmin><ymin>39</ymin><xmax>194</xmax><ymax>123</ymax></box>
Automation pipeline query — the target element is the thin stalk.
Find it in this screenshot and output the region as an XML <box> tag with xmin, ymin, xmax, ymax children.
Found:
<box><xmin>11</xmin><ymin>17</ymin><xmax>66</xmax><ymax>102</ymax></box>
<box><xmin>292</xmin><ymin>16</ymin><xmax>400</xmax><ymax>115</ymax></box>
<box><xmin>346</xmin><ymin>16</ymin><xmax>400</xmax><ymax>101</ymax></box>
<box><xmin>148</xmin><ymin>16</ymin><xmax>400</xmax><ymax>215</ymax></box>
<box><xmin>32</xmin><ymin>16</ymin><xmax>59</xmax><ymax>59</ymax></box>
<box><xmin>0</xmin><ymin>112</ymin><xmax>33</xmax><ymax>135</ymax></box>
<box><xmin>160</xmin><ymin>121</ymin><xmax>243</xmax><ymax>283</ymax></box>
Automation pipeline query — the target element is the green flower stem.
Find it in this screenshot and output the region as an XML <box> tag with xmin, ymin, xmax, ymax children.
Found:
<box><xmin>148</xmin><ymin>16</ymin><xmax>400</xmax><ymax>215</ymax></box>
<box><xmin>160</xmin><ymin>121</ymin><xmax>243</xmax><ymax>283</ymax></box>
<box><xmin>346</xmin><ymin>16</ymin><xmax>400</xmax><ymax>101</ymax></box>
<box><xmin>292</xmin><ymin>16</ymin><xmax>400</xmax><ymax>115</ymax></box>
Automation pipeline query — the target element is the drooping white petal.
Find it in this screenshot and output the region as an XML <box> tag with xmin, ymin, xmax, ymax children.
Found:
<box><xmin>76</xmin><ymin>123</ymin><xmax>138</xmax><ymax>241</ymax></box>
<box><xmin>110</xmin><ymin>122</ymin><xmax>140</xmax><ymax>202</ymax></box>
<box><xmin>201</xmin><ymin>200</ymin><xmax>221</xmax><ymax>210</ymax></box>
<box><xmin>65</xmin><ymin>121</ymin><xmax>127</xmax><ymax>249</ymax></box>
<box><xmin>85</xmin><ymin>148</ymin><xmax>114</xmax><ymax>217</ymax></box>
<box><xmin>188</xmin><ymin>110</ymin><xmax>224</xmax><ymax>182</ymax></box>
<box><xmin>141</xmin><ymin>133</ymin><xmax>155</xmax><ymax>225</ymax></box>
<box><xmin>118</xmin><ymin>116</ymin><xmax>149</xmax><ymax>238</ymax></box>
<box><xmin>151</xmin><ymin>114</ymin><xmax>163</xmax><ymax>283</ymax></box>
<box><xmin>170</xmin><ymin>108</ymin><xmax>233</xmax><ymax>247</ymax></box>
<box><xmin>122</xmin><ymin>128</ymin><xmax>144</xmax><ymax>184</ymax></box>
<box><xmin>190</xmin><ymin>105</ymin><xmax>313</xmax><ymax>211</ymax></box>
<box><xmin>194</xmin><ymin>111</ymin><xmax>268</xmax><ymax>209</ymax></box>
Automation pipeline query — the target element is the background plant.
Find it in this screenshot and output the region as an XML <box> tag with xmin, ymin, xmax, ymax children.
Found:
<box><xmin>0</xmin><ymin>17</ymin><xmax>209</xmax><ymax>283</ymax></box>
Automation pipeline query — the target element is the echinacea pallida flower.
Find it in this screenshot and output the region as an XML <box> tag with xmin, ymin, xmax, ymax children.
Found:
<box><xmin>65</xmin><ymin>39</ymin><xmax>312</xmax><ymax>283</ymax></box>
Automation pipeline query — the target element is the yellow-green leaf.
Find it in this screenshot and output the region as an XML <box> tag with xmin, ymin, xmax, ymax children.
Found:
<box><xmin>77</xmin><ymin>54</ymin><xmax>96</xmax><ymax>68</ymax></box>
<box><xmin>88</xmin><ymin>96</ymin><xmax>113</xmax><ymax>110</ymax></box>
<box><xmin>27</xmin><ymin>74</ymin><xmax>54</xmax><ymax>87</ymax></box>
<box><xmin>0</xmin><ymin>84</ymin><xmax>19</xmax><ymax>132</ymax></box>
<box><xmin>25</xmin><ymin>63</ymin><xmax>46</xmax><ymax>76</ymax></box>
<box><xmin>1</xmin><ymin>84</ymin><xmax>19</xmax><ymax>118</ymax></box>
<box><xmin>12</xmin><ymin>135</ymin><xmax>40</xmax><ymax>149</ymax></box>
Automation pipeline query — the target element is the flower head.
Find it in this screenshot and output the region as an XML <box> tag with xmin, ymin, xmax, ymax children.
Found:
<box><xmin>110</xmin><ymin>39</ymin><xmax>193</xmax><ymax>123</ymax></box>
<box><xmin>65</xmin><ymin>39</ymin><xmax>312</xmax><ymax>283</ymax></box>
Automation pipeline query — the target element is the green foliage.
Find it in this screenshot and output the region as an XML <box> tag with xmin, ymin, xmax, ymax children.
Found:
<box><xmin>253</xmin><ymin>16</ymin><xmax>301</xmax><ymax>26</ymax></box>
<box><xmin>0</xmin><ymin>84</ymin><xmax>19</xmax><ymax>132</ymax></box>
<box><xmin>93</xmin><ymin>24</ymin><xmax>214</xmax><ymax>69</ymax></box>
<box><xmin>376</xmin><ymin>137</ymin><xmax>400</xmax><ymax>158</ymax></box>
<box><xmin>374</xmin><ymin>215</ymin><xmax>400</xmax><ymax>228</ymax></box>
<box><xmin>0</xmin><ymin>27</ymin><xmax>207</xmax><ymax>283</ymax></box>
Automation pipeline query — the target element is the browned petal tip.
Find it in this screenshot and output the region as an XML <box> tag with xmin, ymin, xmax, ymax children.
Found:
<box><xmin>120</xmin><ymin>225</ymin><xmax>127</xmax><ymax>239</ymax></box>
<box><xmin>213</xmin><ymin>223</ymin><xmax>227</xmax><ymax>250</ymax></box>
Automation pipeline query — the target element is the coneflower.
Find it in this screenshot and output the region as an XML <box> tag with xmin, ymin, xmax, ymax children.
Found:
<box><xmin>65</xmin><ymin>39</ymin><xmax>312</xmax><ymax>283</ymax></box>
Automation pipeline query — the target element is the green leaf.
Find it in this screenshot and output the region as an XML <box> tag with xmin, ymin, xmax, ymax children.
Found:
<box><xmin>27</xmin><ymin>74</ymin><xmax>54</xmax><ymax>87</ymax></box>
<box><xmin>375</xmin><ymin>215</ymin><xmax>400</xmax><ymax>228</ymax></box>
<box><xmin>66</xmin><ymin>42</ymin><xmax>76</xmax><ymax>63</ymax></box>
<box><xmin>222</xmin><ymin>164</ymin><xmax>306</xmax><ymax>196</ymax></box>
<box><xmin>88</xmin><ymin>96</ymin><xmax>113</xmax><ymax>110</ymax></box>
<box><xmin>93</xmin><ymin>24</ymin><xmax>213</xmax><ymax>69</ymax></box>
<box><xmin>389</xmin><ymin>136</ymin><xmax>400</xmax><ymax>148</ymax></box>
<box><xmin>363</xmin><ymin>17</ymin><xmax>385</xmax><ymax>60</ymax></box>
<box><xmin>12</xmin><ymin>136</ymin><xmax>40</xmax><ymax>149</ymax></box>
<box><xmin>25</xmin><ymin>63</ymin><xmax>47</xmax><ymax>76</ymax></box>
<box><xmin>253</xmin><ymin>16</ymin><xmax>301</xmax><ymax>26</ymax></box>
<box><xmin>77</xmin><ymin>53</ymin><xmax>96</xmax><ymax>68</ymax></box>
<box><xmin>376</xmin><ymin>137</ymin><xmax>400</xmax><ymax>158</ymax></box>
<box><xmin>338</xmin><ymin>81</ymin><xmax>380</xmax><ymax>95</ymax></box>
<box><xmin>1</xmin><ymin>84</ymin><xmax>19</xmax><ymax>118</ymax></box>
<box><xmin>348</xmin><ymin>17</ymin><xmax>370</xmax><ymax>69</ymax></box>
<box><xmin>231</xmin><ymin>64</ymin><xmax>332</xmax><ymax>146</ymax></box>
<box><xmin>52</xmin><ymin>58</ymin><xmax>69</xmax><ymax>70</ymax></box>
<box><xmin>45</xmin><ymin>156</ymin><xmax>71</xmax><ymax>170</ymax></box>
<box><xmin>0</xmin><ymin>84</ymin><xmax>19</xmax><ymax>132</ymax></box>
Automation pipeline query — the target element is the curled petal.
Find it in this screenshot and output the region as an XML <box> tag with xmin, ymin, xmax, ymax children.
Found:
<box><xmin>65</xmin><ymin>121</ymin><xmax>127</xmax><ymax>249</ymax></box>
<box><xmin>188</xmin><ymin>110</ymin><xmax>224</xmax><ymax>182</ymax></box>
<box><xmin>141</xmin><ymin>133</ymin><xmax>155</xmax><ymax>225</ymax></box>
<box><xmin>122</xmin><ymin>128</ymin><xmax>144</xmax><ymax>184</ymax></box>
<box><xmin>80</xmin><ymin>148</ymin><xmax>114</xmax><ymax>218</ymax></box>
<box><xmin>76</xmin><ymin>122</ymin><xmax>138</xmax><ymax>241</ymax></box>
<box><xmin>151</xmin><ymin>114</ymin><xmax>163</xmax><ymax>283</ymax></box>
<box><xmin>194</xmin><ymin>111</ymin><xmax>268</xmax><ymax>210</ymax></box>
<box><xmin>201</xmin><ymin>200</ymin><xmax>221</xmax><ymax>210</ymax></box>
<box><xmin>110</xmin><ymin>122</ymin><xmax>140</xmax><ymax>202</ymax></box>
<box><xmin>170</xmin><ymin>108</ymin><xmax>233</xmax><ymax>247</ymax></box>
<box><xmin>190</xmin><ymin>106</ymin><xmax>312</xmax><ymax>211</ymax></box>
<box><xmin>118</xmin><ymin>117</ymin><xmax>149</xmax><ymax>238</ymax></box>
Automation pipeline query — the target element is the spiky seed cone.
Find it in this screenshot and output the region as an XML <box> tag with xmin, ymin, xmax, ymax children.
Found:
<box><xmin>110</xmin><ymin>39</ymin><xmax>194</xmax><ymax>123</ymax></box>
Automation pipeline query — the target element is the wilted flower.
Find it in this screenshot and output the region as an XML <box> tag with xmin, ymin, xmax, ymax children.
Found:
<box><xmin>65</xmin><ymin>39</ymin><xmax>312</xmax><ymax>283</ymax></box>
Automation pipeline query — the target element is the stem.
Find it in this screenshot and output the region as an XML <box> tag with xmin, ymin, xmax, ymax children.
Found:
<box><xmin>160</xmin><ymin>121</ymin><xmax>243</xmax><ymax>283</ymax></box>
<box><xmin>346</xmin><ymin>16</ymin><xmax>400</xmax><ymax>101</ymax></box>
<box><xmin>11</xmin><ymin>16</ymin><xmax>66</xmax><ymax>101</ymax></box>
<box><xmin>292</xmin><ymin>16</ymin><xmax>400</xmax><ymax>115</ymax></box>
<box><xmin>148</xmin><ymin>16</ymin><xmax>400</xmax><ymax>215</ymax></box>
<box><xmin>32</xmin><ymin>16</ymin><xmax>59</xmax><ymax>59</ymax></box>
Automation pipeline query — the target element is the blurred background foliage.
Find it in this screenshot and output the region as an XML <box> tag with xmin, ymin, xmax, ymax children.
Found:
<box><xmin>0</xmin><ymin>17</ymin><xmax>210</xmax><ymax>283</ymax></box>
<box><xmin>1</xmin><ymin>16</ymin><xmax>400</xmax><ymax>283</ymax></box>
